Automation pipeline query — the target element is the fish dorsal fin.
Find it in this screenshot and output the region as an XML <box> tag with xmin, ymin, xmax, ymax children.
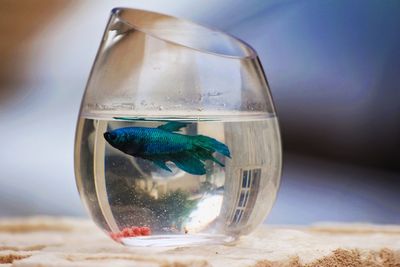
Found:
<box><xmin>157</xmin><ymin>122</ymin><xmax>189</xmax><ymax>132</ymax></box>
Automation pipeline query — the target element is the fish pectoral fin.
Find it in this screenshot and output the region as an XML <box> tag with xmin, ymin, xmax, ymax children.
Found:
<box><xmin>171</xmin><ymin>153</ymin><xmax>206</xmax><ymax>175</ymax></box>
<box><xmin>157</xmin><ymin>122</ymin><xmax>189</xmax><ymax>132</ymax></box>
<box><xmin>153</xmin><ymin>160</ymin><xmax>172</xmax><ymax>172</ymax></box>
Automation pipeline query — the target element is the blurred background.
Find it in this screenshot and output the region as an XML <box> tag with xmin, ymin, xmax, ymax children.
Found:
<box><xmin>0</xmin><ymin>0</ymin><xmax>399</xmax><ymax>224</ymax></box>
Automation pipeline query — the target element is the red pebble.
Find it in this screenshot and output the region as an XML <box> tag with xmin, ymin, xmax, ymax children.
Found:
<box><xmin>140</xmin><ymin>226</ymin><xmax>151</xmax><ymax>236</ymax></box>
<box><xmin>110</xmin><ymin>226</ymin><xmax>152</xmax><ymax>240</ymax></box>
<box><xmin>109</xmin><ymin>232</ymin><xmax>121</xmax><ymax>241</ymax></box>
<box><xmin>133</xmin><ymin>227</ymin><xmax>141</xmax><ymax>236</ymax></box>
<box><xmin>127</xmin><ymin>228</ymin><xmax>134</xmax><ymax>237</ymax></box>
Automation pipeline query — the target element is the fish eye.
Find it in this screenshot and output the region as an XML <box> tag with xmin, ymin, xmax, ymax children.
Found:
<box><xmin>104</xmin><ymin>132</ymin><xmax>117</xmax><ymax>141</ymax></box>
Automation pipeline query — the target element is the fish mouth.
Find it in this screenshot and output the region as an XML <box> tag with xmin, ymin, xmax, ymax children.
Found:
<box><xmin>103</xmin><ymin>132</ymin><xmax>112</xmax><ymax>142</ymax></box>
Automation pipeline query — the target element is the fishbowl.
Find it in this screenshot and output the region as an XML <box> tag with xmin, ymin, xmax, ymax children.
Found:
<box><xmin>74</xmin><ymin>8</ymin><xmax>282</xmax><ymax>247</ymax></box>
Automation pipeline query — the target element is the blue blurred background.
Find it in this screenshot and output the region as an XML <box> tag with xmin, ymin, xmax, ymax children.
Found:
<box><xmin>0</xmin><ymin>0</ymin><xmax>399</xmax><ymax>224</ymax></box>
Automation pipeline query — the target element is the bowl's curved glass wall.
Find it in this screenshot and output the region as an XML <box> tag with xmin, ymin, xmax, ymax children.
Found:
<box><xmin>75</xmin><ymin>8</ymin><xmax>281</xmax><ymax>247</ymax></box>
<box><xmin>81</xmin><ymin>8</ymin><xmax>275</xmax><ymax>118</ymax></box>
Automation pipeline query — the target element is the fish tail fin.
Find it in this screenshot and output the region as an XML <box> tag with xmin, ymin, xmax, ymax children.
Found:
<box><xmin>192</xmin><ymin>135</ymin><xmax>231</xmax><ymax>158</ymax></box>
<box><xmin>170</xmin><ymin>152</ymin><xmax>206</xmax><ymax>175</ymax></box>
<box><xmin>152</xmin><ymin>135</ymin><xmax>230</xmax><ymax>176</ymax></box>
<box><xmin>194</xmin><ymin>148</ymin><xmax>225</xmax><ymax>167</ymax></box>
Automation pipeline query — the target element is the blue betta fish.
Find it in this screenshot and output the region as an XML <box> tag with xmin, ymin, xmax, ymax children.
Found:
<box><xmin>103</xmin><ymin>122</ymin><xmax>230</xmax><ymax>175</ymax></box>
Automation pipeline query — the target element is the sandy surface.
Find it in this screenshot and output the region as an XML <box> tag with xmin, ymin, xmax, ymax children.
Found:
<box><xmin>0</xmin><ymin>217</ymin><xmax>399</xmax><ymax>266</ymax></box>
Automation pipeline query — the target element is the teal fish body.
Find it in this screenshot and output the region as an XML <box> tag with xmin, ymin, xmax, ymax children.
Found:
<box><xmin>104</xmin><ymin>122</ymin><xmax>230</xmax><ymax>175</ymax></box>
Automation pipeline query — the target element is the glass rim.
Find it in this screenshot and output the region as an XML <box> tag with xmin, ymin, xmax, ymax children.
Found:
<box><xmin>111</xmin><ymin>7</ymin><xmax>258</xmax><ymax>60</ymax></box>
